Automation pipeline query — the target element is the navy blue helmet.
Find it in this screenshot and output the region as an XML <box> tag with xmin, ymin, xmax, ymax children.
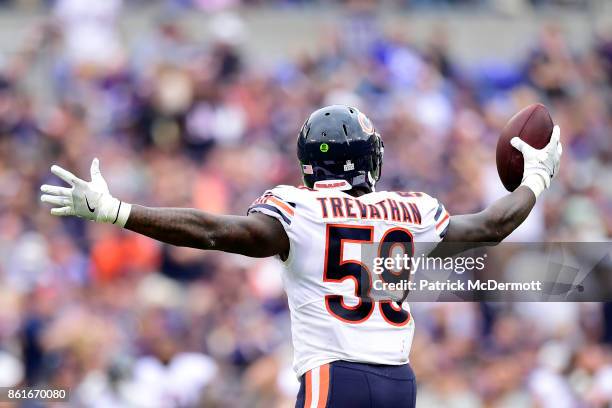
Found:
<box><xmin>297</xmin><ymin>105</ymin><xmax>384</xmax><ymax>191</ymax></box>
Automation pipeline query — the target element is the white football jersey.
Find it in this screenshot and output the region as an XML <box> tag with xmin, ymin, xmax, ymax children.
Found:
<box><xmin>248</xmin><ymin>184</ymin><xmax>450</xmax><ymax>377</ymax></box>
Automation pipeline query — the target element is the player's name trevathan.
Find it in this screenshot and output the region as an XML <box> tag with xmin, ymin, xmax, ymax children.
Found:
<box><xmin>316</xmin><ymin>196</ymin><xmax>422</xmax><ymax>223</ymax></box>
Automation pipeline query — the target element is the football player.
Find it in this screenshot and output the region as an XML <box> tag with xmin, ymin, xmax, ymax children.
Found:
<box><xmin>41</xmin><ymin>105</ymin><xmax>561</xmax><ymax>408</ymax></box>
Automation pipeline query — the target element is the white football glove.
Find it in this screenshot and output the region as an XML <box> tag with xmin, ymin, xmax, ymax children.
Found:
<box><xmin>40</xmin><ymin>158</ymin><xmax>132</xmax><ymax>226</ymax></box>
<box><xmin>510</xmin><ymin>125</ymin><xmax>563</xmax><ymax>198</ymax></box>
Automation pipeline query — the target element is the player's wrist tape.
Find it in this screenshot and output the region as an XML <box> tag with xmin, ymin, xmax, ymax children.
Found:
<box><xmin>113</xmin><ymin>201</ymin><xmax>132</xmax><ymax>228</ymax></box>
<box><xmin>99</xmin><ymin>197</ymin><xmax>132</xmax><ymax>227</ymax></box>
<box><xmin>521</xmin><ymin>174</ymin><xmax>547</xmax><ymax>198</ymax></box>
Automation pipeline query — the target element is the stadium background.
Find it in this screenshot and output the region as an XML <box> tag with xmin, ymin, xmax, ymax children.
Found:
<box><xmin>0</xmin><ymin>0</ymin><xmax>611</xmax><ymax>406</ymax></box>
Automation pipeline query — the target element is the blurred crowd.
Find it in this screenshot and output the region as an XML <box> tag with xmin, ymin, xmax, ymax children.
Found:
<box><xmin>0</xmin><ymin>0</ymin><xmax>612</xmax><ymax>407</ymax></box>
<box><xmin>0</xmin><ymin>0</ymin><xmax>597</xmax><ymax>12</ymax></box>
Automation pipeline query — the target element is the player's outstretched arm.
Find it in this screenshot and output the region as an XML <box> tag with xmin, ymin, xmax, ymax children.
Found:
<box><xmin>40</xmin><ymin>159</ymin><xmax>289</xmax><ymax>258</ymax></box>
<box><xmin>125</xmin><ymin>207</ymin><xmax>288</xmax><ymax>257</ymax></box>
<box><xmin>441</xmin><ymin>185</ymin><xmax>536</xmax><ymax>246</ymax></box>
<box><xmin>440</xmin><ymin>125</ymin><xmax>562</xmax><ymax>248</ymax></box>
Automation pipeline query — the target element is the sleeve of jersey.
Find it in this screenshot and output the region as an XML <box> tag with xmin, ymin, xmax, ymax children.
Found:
<box><xmin>433</xmin><ymin>202</ymin><xmax>450</xmax><ymax>239</ymax></box>
<box><xmin>246</xmin><ymin>187</ymin><xmax>296</xmax><ymax>227</ymax></box>
<box><xmin>420</xmin><ymin>196</ymin><xmax>450</xmax><ymax>241</ymax></box>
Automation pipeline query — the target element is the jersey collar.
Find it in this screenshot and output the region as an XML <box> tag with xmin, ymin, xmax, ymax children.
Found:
<box><xmin>313</xmin><ymin>180</ymin><xmax>352</xmax><ymax>191</ymax></box>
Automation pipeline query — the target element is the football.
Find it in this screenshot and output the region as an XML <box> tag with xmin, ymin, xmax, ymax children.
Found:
<box><xmin>496</xmin><ymin>103</ymin><xmax>554</xmax><ymax>191</ymax></box>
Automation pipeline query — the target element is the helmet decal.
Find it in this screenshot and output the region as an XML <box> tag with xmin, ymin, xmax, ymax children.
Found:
<box><xmin>319</xmin><ymin>143</ymin><xmax>329</xmax><ymax>153</ymax></box>
<box><xmin>357</xmin><ymin>112</ymin><xmax>374</xmax><ymax>134</ymax></box>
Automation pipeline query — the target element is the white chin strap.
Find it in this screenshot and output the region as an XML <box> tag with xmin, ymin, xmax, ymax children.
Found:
<box><xmin>367</xmin><ymin>172</ymin><xmax>376</xmax><ymax>191</ymax></box>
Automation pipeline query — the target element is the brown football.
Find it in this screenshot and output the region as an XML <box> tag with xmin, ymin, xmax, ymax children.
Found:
<box><xmin>496</xmin><ymin>103</ymin><xmax>553</xmax><ymax>191</ymax></box>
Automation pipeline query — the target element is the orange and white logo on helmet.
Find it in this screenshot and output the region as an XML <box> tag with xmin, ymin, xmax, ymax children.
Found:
<box><xmin>357</xmin><ymin>112</ymin><xmax>374</xmax><ymax>134</ymax></box>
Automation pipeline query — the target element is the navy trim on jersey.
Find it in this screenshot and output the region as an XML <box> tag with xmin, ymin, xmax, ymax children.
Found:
<box><xmin>439</xmin><ymin>223</ymin><xmax>450</xmax><ymax>239</ymax></box>
<box><xmin>434</xmin><ymin>204</ymin><xmax>444</xmax><ymax>220</ymax></box>
<box><xmin>249</xmin><ymin>204</ymin><xmax>292</xmax><ymax>225</ymax></box>
<box><xmin>272</xmin><ymin>194</ymin><xmax>296</xmax><ymax>208</ymax></box>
